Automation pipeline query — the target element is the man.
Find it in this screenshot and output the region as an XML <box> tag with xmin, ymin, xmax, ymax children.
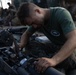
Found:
<box><xmin>17</xmin><ymin>2</ymin><xmax>76</xmax><ymax>74</ymax></box>
<box><xmin>7</xmin><ymin>2</ymin><xmax>16</xmax><ymax>10</ymax></box>
<box><xmin>7</xmin><ymin>2</ymin><xmax>16</xmax><ymax>16</ymax></box>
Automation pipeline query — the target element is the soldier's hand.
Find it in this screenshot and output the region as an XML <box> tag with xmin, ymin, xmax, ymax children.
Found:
<box><xmin>34</xmin><ymin>57</ymin><xmax>56</xmax><ymax>73</ymax></box>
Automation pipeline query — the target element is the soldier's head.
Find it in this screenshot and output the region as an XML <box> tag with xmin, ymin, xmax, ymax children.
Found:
<box><xmin>7</xmin><ymin>2</ymin><xmax>11</xmax><ymax>6</ymax></box>
<box><xmin>17</xmin><ymin>2</ymin><xmax>45</xmax><ymax>28</ymax></box>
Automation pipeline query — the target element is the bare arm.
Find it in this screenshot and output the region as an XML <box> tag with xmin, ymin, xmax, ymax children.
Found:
<box><xmin>19</xmin><ymin>30</ymin><xmax>33</xmax><ymax>48</ymax></box>
<box><xmin>35</xmin><ymin>30</ymin><xmax>76</xmax><ymax>72</ymax></box>
<box><xmin>52</xmin><ymin>29</ymin><xmax>76</xmax><ymax>65</ymax></box>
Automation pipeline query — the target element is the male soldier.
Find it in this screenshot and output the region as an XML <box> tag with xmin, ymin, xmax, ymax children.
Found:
<box><xmin>7</xmin><ymin>2</ymin><xmax>16</xmax><ymax>10</ymax></box>
<box><xmin>17</xmin><ymin>2</ymin><xmax>76</xmax><ymax>74</ymax></box>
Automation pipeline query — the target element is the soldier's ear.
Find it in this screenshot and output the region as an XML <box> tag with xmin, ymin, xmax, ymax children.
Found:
<box><xmin>35</xmin><ymin>9</ymin><xmax>41</xmax><ymax>14</ymax></box>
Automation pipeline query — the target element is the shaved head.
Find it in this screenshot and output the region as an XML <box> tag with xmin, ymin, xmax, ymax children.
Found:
<box><xmin>17</xmin><ymin>2</ymin><xmax>38</xmax><ymax>24</ymax></box>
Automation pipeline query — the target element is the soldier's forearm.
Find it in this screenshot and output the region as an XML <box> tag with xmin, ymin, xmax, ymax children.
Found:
<box><xmin>52</xmin><ymin>35</ymin><xmax>76</xmax><ymax>65</ymax></box>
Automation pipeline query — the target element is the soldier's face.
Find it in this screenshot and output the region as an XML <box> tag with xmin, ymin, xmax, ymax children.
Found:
<box><xmin>24</xmin><ymin>9</ymin><xmax>44</xmax><ymax>28</ymax></box>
